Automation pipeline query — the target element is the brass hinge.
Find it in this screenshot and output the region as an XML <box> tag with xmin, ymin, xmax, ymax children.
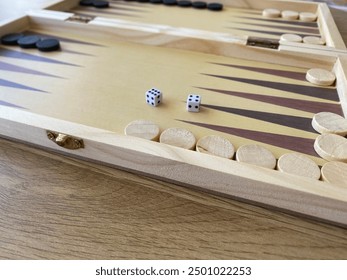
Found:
<box><xmin>247</xmin><ymin>37</ymin><xmax>279</xmax><ymax>50</ymax></box>
<box><xmin>66</xmin><ymin>14</ymin><xmax>94</xmax><ymax>24</ymax></box>
<box><xmin>47</xmin><ymin>131</ymin><xmax>84</xmax><ymax>150</ymax></box>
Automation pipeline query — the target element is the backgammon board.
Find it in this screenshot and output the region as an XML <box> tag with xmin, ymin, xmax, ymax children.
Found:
<box><xmin>1</xmin><ymin>0</ymin><xmax>347</xmax><ymax>226</ymax></box>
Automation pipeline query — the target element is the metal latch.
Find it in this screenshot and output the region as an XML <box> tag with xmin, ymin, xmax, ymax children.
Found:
<box><xmin>246</xmin><ymin>37</ymin><xmax>279</xmax><ymax>49</ymax></box>
<box><xmin>66</xmin><ymin>14</ymin><xmax>94</xmax><ymax>23</ymax></box>
<box><xmin>47</xmin><ymin>131</ymin><xmax>84</xmax><ymax>150</ymax></box>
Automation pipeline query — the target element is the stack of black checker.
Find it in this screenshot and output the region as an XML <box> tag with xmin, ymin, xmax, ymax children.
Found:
<box><xmin>151</xmin><ymin>0</ymin><xmax>223</xmax><ymax>11</ymax></box>
<box><xmin>103</xmin><ymin>0</ymin><xmax>223</xmax><ymax>11</ymax></box>
<box><xmin>1</xmin><ymin>33</ymin><xmax>60</xmax><ymax>52</ymax></box>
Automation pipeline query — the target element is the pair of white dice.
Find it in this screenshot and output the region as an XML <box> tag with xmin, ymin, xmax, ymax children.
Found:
<box><xmin>145</xmin><ymin>88</ymin><xmax>201</xmax><ymax>112</ymax></box>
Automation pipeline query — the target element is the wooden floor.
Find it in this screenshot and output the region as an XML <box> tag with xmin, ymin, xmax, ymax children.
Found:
<box><xmin>1</xmin><ymin>0</ymin><xmax>347</xmax><ymax>259</ymax></box>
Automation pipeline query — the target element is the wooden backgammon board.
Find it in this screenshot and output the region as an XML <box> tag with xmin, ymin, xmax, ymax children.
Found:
<box><xmin>0</xmin><ymin>0</ymin><xmax>347</xmax><ymax>226</ymax></box>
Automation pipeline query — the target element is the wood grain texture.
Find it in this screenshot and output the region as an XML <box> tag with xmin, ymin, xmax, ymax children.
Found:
<box><xmin>124</xmin><ymin>119</ymin><xmax>160</xmax><ymax>141</ymax></box>
<box><xmin>321</xmin><ymin>161</ymin><xmax>347</xmax><ymax>187</ymax></box>
<box><xmin>281</xmin><ymin>10</ymin><xmax>299</xmax><ymax>20</ymax></box>
<box><xmin>262</xmin><ymin>8</ymin><xmax>281</xmax><ymax>18</ymax></box>
<box><xmin>277</xmin><ymin>153</ymin><xmax>321</xmax><ymax>180</ymax></box>
<box><xmin>280</xmin><ymin>34</ymin><xmax>303</xmax><ymax>43</ymax></box>
<box><xmin>312</xmin><ymin>112</ymin><xmax>347</xmax><ymax>136</ymax></box>
<box><xmin>306</xmin><ymin>68</ymin><xmax>336</xmax><ymax>86</ymax></box>
<box><xmin>1</xmin><ymin>138</ymin><xmax>347</xmax><ymax>260</ymax></box>
<box><xmin>314</xmin><ymin>133</ymin><xmax>347</xmax><ymax>162</ymax></box>
<box><xmin>299</xmin><ymin>12</ymin><xmax>317</xmax><ymax>22</ymax></box>
<box><xmin>159</xmin><ymin>127</ymin><xmax>196</xmax><ymax>150</ymax></box>
<box><xmin>196</xmin><ymin>135</ymin><xmax>235</xmax><ymax>159</ymax></box>
<box><xmin>236</xmin><ymin>144</ymin><xmax>277</xmax><ymax>169</ymax></box>
<box><xmin>303</xmin><ymin>36</ymin><xmax>326</xmax><ymax>45</ymax></box>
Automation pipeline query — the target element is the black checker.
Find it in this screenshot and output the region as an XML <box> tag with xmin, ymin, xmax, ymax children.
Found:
<box><xmin>177</xmin><ymin>0</ymin><xmax>192</xmax><ymax>7</ymax></box>
<box><xmin>17</xmin><ymin>35</ymin><xmax>41</xmax><ymax>49</ymax></box>
<box><xmin>79</xmin><ymin>0</ymin><xmax>94</xmax><ymax>6</ymax></box>
<box><xmin>1</xmin><ymin>33</ymin><xmax>24</xmax><ymax>45</ymax></box>
<box><xmin>207</xmin><ymin>2</ymin><xmax>223</xmax><ymax>11</ymax></box>
<box><xmin>36</xmin><ymin>38</ymin><xmax>61</xmax><ymax>52</ymax></box>
<box><xmin>192</xmin><ymin>1</ymin><xmax>207</xmax><ymax>9</ymax></box>
<box><xmin>93</xmin><ymin>0</ymin><xmax>110</xmax><ymax>8</ymax></box>
<box><xmin>163</xmin><ymin>0</ymin><xmax>177</xmax><ymax>5</ymax></box>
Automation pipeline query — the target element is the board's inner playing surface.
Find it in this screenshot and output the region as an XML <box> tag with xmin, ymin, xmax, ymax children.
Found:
<box><xmin>70</xmin><ymin>1</ymin><xmax>322</xmax><ymax>40</ymax></box>
<box><xmin>0</xmin><ymin>22</ymin><xmax>342</xmax><ymax>166</ymax></box>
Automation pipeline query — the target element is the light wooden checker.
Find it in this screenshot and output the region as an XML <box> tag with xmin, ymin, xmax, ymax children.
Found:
<box><xmin>303</xmin><ymin>36</ymin><xmax>326</xmax><ymax>45</ymax></box>
<box><xmin>262</xmin><ymin>8</ymin><xmax>281</xmax><ymax>18</ymax></box>
<box><xmin>280</xmin><ymin>34</ymin><xmax>302</xmax><ymax>43</ymax></box>
<box><xmin>299</xmin><ymin>12</ymin><xmax>317</xmax><ymax>22</ymax></box>
<box><xmin>196</xmin><ymin>135</ymin><xmax>235</xmax><ymax>159</ymax></box>
<box><xmin>159</xmin><ymin>127</ymin><xmax>196</xmax><ymax>150</ymax></box>
<box><xmin>312</xmin><ymin>112</ymin><xmax>347</xmax><ymax>136</ymax></box>
<box><xmin>281</xmin><ymin>10</ymin><xmax>299</xmax><ymax>20</ymax></box>
<box><xmin>314</xmin><ymin>134</ymin><xmax>347</xmax><ymax>162</ymax></box>
<box><xmin>306</xmin><ymin>68</ymin><xmax>336</xmax><ymax>86</ymax></box>
<box><xmin>277</xmin><ymin>153</ymin><xmax>321</xmax><ymax>180</ymax></box>
<box><xmin>124</xmin><ymin>119</ymin><xmax>160</xmax><ymax>141</ymax></box>
<box><xmin>236</xmin><ymin>144</ymin><xmax>276</xmax><ymax>169</ymax></box>
<box><xmin>321</xmin><ymin>161</ymin><xmax>347</xmax><ymax>188</ymax></box>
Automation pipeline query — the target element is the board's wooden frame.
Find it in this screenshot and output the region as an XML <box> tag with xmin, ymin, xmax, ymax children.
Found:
<box><xmin>1</xmin><ymin>1</ymin><xmax>347</xmax><ymax>227</ymax></box>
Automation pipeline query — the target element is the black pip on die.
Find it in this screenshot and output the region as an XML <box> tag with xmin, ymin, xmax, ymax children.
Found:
<box><xmin>187</xmin><ymin>94</ymin><xmax>201</xmax><ymax>112</ymax></box>
<box><xmin>146</xmin><ymin>88</ymin><xmax>162</xmax><ymax>107</ymax></box>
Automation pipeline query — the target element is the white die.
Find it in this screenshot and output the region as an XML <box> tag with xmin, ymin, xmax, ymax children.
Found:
<box><xmin>186</xmin><ymin>94</ymin><xmax>201</xmax><ymax>112</ymax></box>
<box><xmin>146</xmin><ymin>88</ymin><xmax>162</xmax><ymax>107</ymax></box>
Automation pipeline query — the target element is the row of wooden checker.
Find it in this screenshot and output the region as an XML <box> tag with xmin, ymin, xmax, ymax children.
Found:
<box><xmin>124</xmin><ymin>108</ymin><xmax>347</xmax><ymax>188</ymax></box>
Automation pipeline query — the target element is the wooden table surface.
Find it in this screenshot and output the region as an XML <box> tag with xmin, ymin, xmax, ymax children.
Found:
<box><xmin>1</xmin><ymin>0</ymin><xmax>347</xmax><ymax>260</ymax></box>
